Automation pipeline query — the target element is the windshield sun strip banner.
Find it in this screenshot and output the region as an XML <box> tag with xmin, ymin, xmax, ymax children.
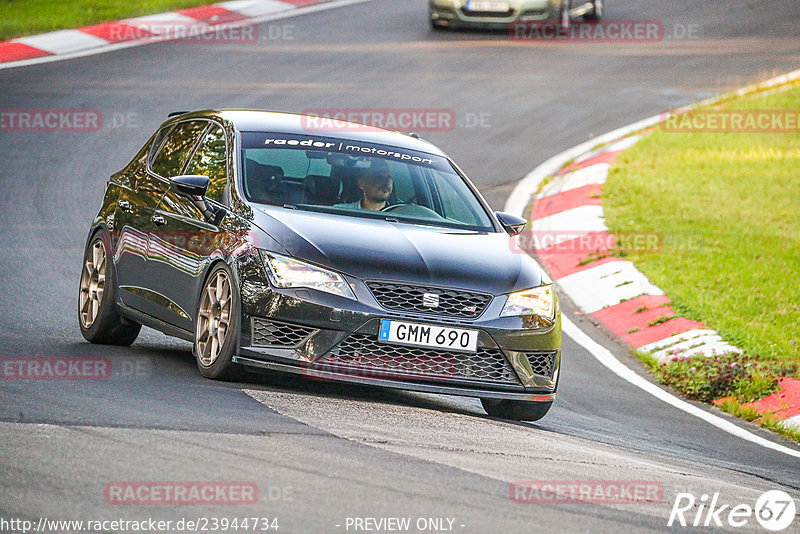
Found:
<box><xmin>240</xmin><ymin>132</ymin><xmax>449</xmax><ymax>171</ymax></box>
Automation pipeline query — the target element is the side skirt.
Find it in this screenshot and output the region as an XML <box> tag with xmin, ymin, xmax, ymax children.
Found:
<box><xmin>117</xmin><ymin>302</ymin><xmax>195</xmax><ymax>342</ymax></box>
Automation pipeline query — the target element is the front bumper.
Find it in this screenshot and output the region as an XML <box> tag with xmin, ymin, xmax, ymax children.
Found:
<box><xmin>235</xmin><ymin>266</ymin><xmax>561</xmax><ymax>401</ymax></box>
<box><xmin>430</xmin><ymin>0</ymin><xmax>556</xmax><ymax>29</ymax></box>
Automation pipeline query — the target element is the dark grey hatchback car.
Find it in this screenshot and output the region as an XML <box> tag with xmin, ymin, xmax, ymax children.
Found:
<box><xmin>79</xmin><ymin>110</ymin><xmax>561</xmax><ymax>421</ymax></box>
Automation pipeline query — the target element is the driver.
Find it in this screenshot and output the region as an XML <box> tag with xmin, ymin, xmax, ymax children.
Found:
<box><xmin>336</xmin><ymin>163</ymin><xmax>393</xmax><ymax>211</ymax></box>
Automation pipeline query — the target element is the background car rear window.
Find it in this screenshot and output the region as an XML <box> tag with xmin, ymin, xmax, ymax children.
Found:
<box><xmin>150</xmin><ymin>120</ymin><xmax>208</xmax><ymax>178</ymax></box>
<box><xmin>184</xmin><ymin>124</ymin><xmax>227</xmax><ymax>204</ymax></box>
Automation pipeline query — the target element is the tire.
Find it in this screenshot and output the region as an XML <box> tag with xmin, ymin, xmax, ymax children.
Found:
<box><xmin>78</xmin><ymin>232</ymin><xmax>141</xmax><ymax>345</ymax></box>
<box><xmin>194</xmin><ymin>263</ymin><xmax>242</xmax><ymax>380</ymax></box>
<box><xmin>586</xmin><ymin>0</ymin><xmax>603</xmax><ymax>20</ymax></box>
<box><xmin>481</xmin><ymin>399</ymin><xmax>553</xmax><ymax>421</ymax></box>
<box><xmin>430</xmin><ymin>16</ymin><xmax>446</xmax><ymax>31</ymax></box>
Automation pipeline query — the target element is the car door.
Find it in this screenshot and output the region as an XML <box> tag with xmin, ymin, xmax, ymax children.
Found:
<box><xmin>120</xmin><ymin>119</ymin><xmax>209</xmax><ymax>320</ymax></box>
<box><xmin>113</xmin><ymin>125</ymin><xmax>173</xmax><ymax>312</ymax></box>
<box><xmin>147</xmin><ymin>122</ymin><xmax>231</xmax><ymax>331</ymax></box>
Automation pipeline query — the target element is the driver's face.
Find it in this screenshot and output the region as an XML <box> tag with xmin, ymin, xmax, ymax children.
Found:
<box><xmin>359</xmin><ymin>172</ymin><xmax>393</xmax><ymax>202</ymax></box>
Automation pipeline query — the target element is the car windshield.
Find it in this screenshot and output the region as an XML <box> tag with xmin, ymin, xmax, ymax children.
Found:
<box><xmin>239</xmin><ymin>132</ymin><xmax>495</xmax><ymax>232</ymax></box>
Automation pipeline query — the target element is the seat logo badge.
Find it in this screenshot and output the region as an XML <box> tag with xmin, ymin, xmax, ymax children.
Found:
<box><xmin>423</xmin><ymin>293</ymin><xmax>440</xmax><ymax>308</ymax></box>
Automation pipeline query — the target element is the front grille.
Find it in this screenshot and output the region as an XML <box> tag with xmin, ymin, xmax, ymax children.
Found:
<box><xmin>366</xmin><ymin>281</ymin><xmax>492</xmax><ymax>319</ymax></box>
<box><xmin>522</xmin><ymin>351</ymin><xmax>558</xmax><ymax>379</ymax></box>
<box><xmin>311</xmin><ymin>333</ymin><xmax>519</xmax><ymax>384</ymax></box>
<box><xmin>519</xmin><ymin>9</ymin><xmax>547</xmax><ymax>18</ymax></box>
<box><xmin>460</xmin><ymin>8</ymin><xmax>515</xmax><ymax>17</ymax></box>
<box><xmin>251</xmin><ymin>318</ymin><xmax>315</xmax><ymax>348</ymax></box>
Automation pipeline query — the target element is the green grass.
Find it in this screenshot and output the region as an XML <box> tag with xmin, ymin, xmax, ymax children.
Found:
<box><xmin>715</xmin><ymin>397</ymin><xmax>800</xmax><ymax>444</ymax></box>
<box><xmin>654</xmin><ymin>352</ymin><xmax>796</xmax><ymax>403</ymax></box>
<box><xmin>606</xmin><ymin>83</ymin><xmax>800</xmax><ymax>441</ymax></box>
<box><xmin>604</xmin><ymin>84</ymin><xmax>800</xmax><ymax>365</ymax></box>
<box><xmin>0</xmin><ymin>0</ymin><xmax>219</xmax><ymax>41</ymax></box>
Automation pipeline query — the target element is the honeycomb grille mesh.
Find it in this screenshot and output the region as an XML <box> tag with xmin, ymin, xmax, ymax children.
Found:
<box><xmin>366</xmin><ymin>281</ymin><xmax>492</xmax><ymax>319</ymax></box>
<box><xmin>312</xmin><ymin>333</ymin><xmax>519</xmax><ymax>384</ymax></box>
<box><xmin>251</xmin><ymin>318</ymin><xmax>315</xmax><ymax>348</ymax></box>
<box><xmin>522</xmin><ymin>351</ymin><xmax>558</xmax><ymax>379</ymax></box>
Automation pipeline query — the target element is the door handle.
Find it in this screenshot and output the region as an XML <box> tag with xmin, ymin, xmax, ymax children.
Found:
<box><xmin>117</xmin><ymin>199</ymin><xmax>132</xmax><ymax>212</ymax></box>
<box><xmin>151</xmin><ymin>214</ymin><xmax>167</xmax><ymax>226</ymax></box>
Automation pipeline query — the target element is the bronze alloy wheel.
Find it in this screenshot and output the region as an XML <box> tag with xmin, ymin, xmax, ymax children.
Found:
<box><xmin>79</xmin><ymin>239</ymin><xmax>106</xmax><ymax>329</ymax></box>
<box><xmin>196</xmin><ymin>269</ymin><xmax>233</xmax><ymax>367</ymax></box>
<box><xmin>78</xmin><ymin>233</ymin><xmax>140</xmax><ymax>345</ymax></box>
<box><xmin>194</xmin><ymin>264</ymin><xmax>241</xmax><ymax>380</ymax></box>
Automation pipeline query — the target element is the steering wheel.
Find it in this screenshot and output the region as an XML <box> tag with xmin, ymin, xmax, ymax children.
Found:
<box><xmin>380</xmin><ymin>203</ymin><xmax>444</xmax><ymax>219</ymax></box>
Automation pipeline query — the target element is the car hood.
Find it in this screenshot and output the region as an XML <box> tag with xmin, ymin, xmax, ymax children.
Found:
<box><xmin>252</xmin><ymin>206</ymin><xmax>542</xmax><ymax>295</ymax></box>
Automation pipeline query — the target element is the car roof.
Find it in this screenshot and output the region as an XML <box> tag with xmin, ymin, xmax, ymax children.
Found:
<box><xmin>169</xmin><ymin>109</ymin><xmax>448</xmax><ymax>157</ymax></box>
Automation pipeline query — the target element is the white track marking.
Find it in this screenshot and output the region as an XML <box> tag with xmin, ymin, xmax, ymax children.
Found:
<box><xmin>556</xmin><ymin>260</ymin><xmax>663</xmax><ymax>313</ymax></box>
<box><xmin>599</xmin><ymin>135</ymin><xmax>642</xmax><ymax>153</ymax></box>
<box><xmin>782</xmin><ymin>415</ymin><xmax>800</xmax><ymax>432</ymax></box>
<box><xmin>637</xmin><ymin>329</ymin><xmax>717</xmax><ymax>353</ymax></box>
<box><xmin>15</xmin><ymin>30</ymin><xmax>110</xmax><ymax>55</ymax></box>
<box><xmin>124</xmin><ymin>12</ymin><xmax>200</xmax><ymax>26</ymax></box>
<box><xmin>216</xmin><ymin>0</ymin><xmax>298</xmax><ymax>18</ymax></box>
<box><xmin>531</xmin><ymin>205</ymin><xmax>608</xmax><ymax>243</ymax></box>
<box><xmin>538</xmin><ymin>163</ymin><xmax>610</xmax><ymax>198</ymax></box>
<box><xmin>649</xmin><ymin>336</ymin><xmax>742</xmax><ymax>363</ymax></box>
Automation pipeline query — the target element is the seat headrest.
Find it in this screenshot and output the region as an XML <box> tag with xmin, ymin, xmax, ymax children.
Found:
<box><xmin>303</xmin><ymin>174</ymin><xmax>341</xmax><ymax>205</ymax></box>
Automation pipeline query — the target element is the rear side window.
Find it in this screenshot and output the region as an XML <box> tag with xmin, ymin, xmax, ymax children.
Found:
<box><xmin>148</xmin><ymin>125</ymin><xmax>174</xmax><ymax>164</ymax></box>
<box><xmin>150</xmin><ymin>120</ymin><xmax>208</xmax><ymax>178</ymax></box>
<box><xmin>185</xmin><ymin>125</ymin><xmax>228</xmax><ymax>204</ymax></box>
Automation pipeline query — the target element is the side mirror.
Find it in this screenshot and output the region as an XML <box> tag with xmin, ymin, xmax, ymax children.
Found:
<box><xmin>495</xmin><ymin>211</ymin><xmax>527</xmax><ymax>236</ymax></box>
<box><xmin>170</xmin><ymin>175</ymin><xmax>226</xmax><ymax>226</ymax></box>
<box><xmin>170</xmin><ymin>175</ymin><xmax>210</xmax><ymax>197</ymax></box>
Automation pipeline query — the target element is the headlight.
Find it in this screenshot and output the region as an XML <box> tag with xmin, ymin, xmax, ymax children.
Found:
<box><xmin>262</xmin><ymin>252</ymin><xmax>356</xmax><ymax>300</ymax></box>
<box><xmin>500</xmin><ymin>284</ymin><xmax>555</xmax><ymax>318</ymax></box>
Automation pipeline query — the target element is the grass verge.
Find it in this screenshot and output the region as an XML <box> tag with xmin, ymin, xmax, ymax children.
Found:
<box><xmin>605</xmin><ymin>82</ymin><xmax>800</xmax><ymax>440</ymax></box>
<box><xmin>0</xmin><ymin>0</ymin><xmax>219</xmax><ymax>41</ymax></box>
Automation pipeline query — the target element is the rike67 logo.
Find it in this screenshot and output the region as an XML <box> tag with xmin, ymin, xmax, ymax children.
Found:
<box><xmin>669</xmin><ymin>490</ymin><xmax>796</xmax><ymax>531</ymax></box>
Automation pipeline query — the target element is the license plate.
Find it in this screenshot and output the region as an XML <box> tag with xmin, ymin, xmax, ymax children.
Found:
<box><xmin>465</xmin><ymin>1</ymin><xmax>510</xmax><ymax>12</ymax></box>
<box><xmin>378</xmin><ymin>319</ymin><xmax>478</xmax><ymax>353</ymax></box>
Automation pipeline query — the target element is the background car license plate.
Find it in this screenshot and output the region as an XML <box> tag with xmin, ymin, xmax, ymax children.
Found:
<box><xmin>465</xmin><ymin>1</ymin><xmax>510</xmax><ymax>12</ymax></box>
<box><xmin>379</xmin><ymin>319</ymin><xmax>478</xmax><ymax>353</ymax></box>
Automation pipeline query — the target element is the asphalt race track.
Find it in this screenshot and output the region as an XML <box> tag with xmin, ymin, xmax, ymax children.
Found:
<box><xmin>1</xmin><ymin>0</ymin><xmax>799</xmax><ymax>532</ymax></box>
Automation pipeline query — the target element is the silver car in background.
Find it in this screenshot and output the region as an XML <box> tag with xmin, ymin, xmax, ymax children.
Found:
<box><xmin>429</xmin><ymin>0</ymin><xmax>603</xmax><ymax>30</ymax></box>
